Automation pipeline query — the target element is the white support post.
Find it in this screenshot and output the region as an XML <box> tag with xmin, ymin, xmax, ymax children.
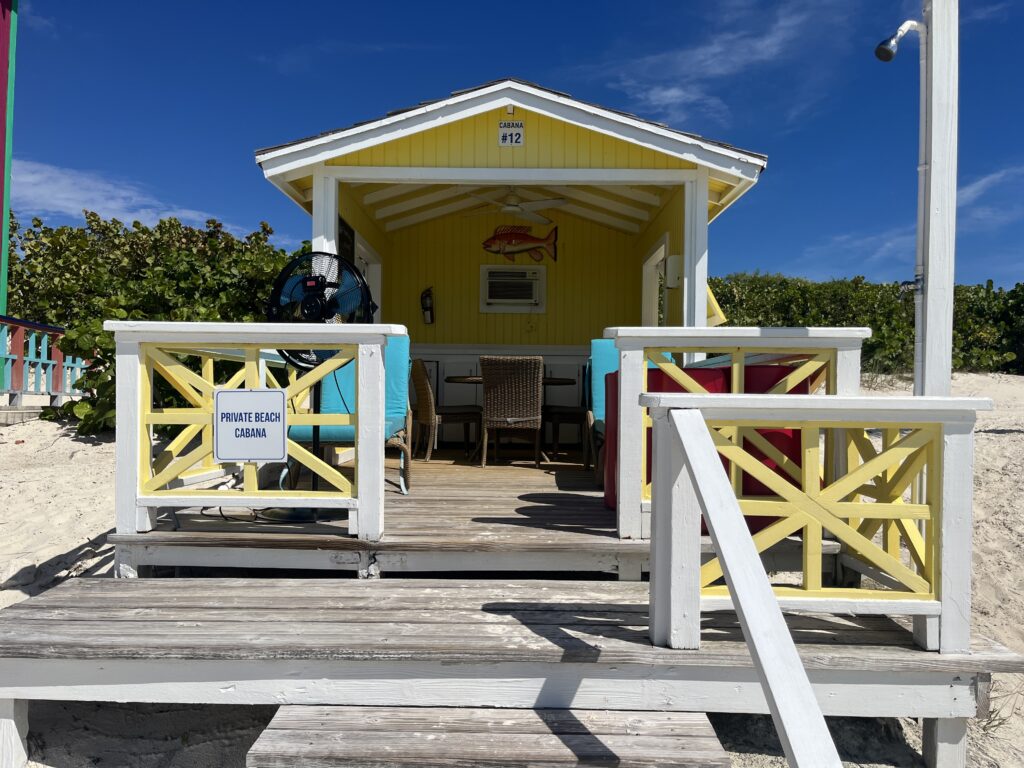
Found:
<box><xmin>648</xmin><ymin>409</ymin><xmax>702</xmax><ymax>649</ymax></box>
<box><xmin>834</xmin><ymin>346</ymin><xmax>861</xmax><ymax>396</ymax></box>
<box><xmin>918</xmin><ymin>0</ymin><xmax>958</xmax><ymax>398</ymax></box>
<box><xmin>311</xmin><ymin>171</ymin><xmax>339</xmax><ymax>254</ymax></box>
<box><xmin>114</xmin><ymin>339</ymin><xmax>155</xmax><ymax>548</ymax></box>
<box><xmin>616</xmin><ymin>345</ymin><xmax>645</xmax><ymax>540</ymax></box>
<box><xmin>923</xmin><ymin>717</ymin><xmax>968</xmax><ymax>768</ymax></box>
<box><xmin>355</xmin><ymin>341</ymin><xmax>386</xmax><ymax>541</ymax></box>
<box><xmin>0</xmin><ymin>699</ymin><xmax>28</xmax><ymax>768</ymax></box>
<box><xmin>682</xmin><ymin>168</ymin><xmax>709</xmax><ymax>329</ymax></box>
<box><xmin>938</xmin><ymin>421</ymin><xmax>973</xmax><ymax>653</ymax></box>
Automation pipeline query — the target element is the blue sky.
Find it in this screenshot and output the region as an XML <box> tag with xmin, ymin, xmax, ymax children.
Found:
<box><xmin>11</xmin><ymin>0</ymin><xmax>1024</xmax><ymax>285</ymax></box>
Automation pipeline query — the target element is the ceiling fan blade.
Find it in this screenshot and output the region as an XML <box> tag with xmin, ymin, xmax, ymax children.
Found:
<box><xmin>467</xmin><ymin>190</ymin><xmax>504</xmax><ymax>204</ymax></box>
<box><xmin>461</xmin><ymin>205</ymin><xmax>497</xmax><ymax>217</ymax></box>
<box><xmin>515</xmin><ymin>209</ymin><xmax>552</xmax><ymax>225</ymax></box>
<box><xmin>519</xmin><ymin>198</ymin><xmax>566</xmax><ymax>211</ymax></box>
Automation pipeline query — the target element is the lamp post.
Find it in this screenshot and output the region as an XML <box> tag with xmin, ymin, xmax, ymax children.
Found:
<box><xmin>875</xmin><ymin>1</ymin><xmax>959</xmax><ymax>397</ymax></box>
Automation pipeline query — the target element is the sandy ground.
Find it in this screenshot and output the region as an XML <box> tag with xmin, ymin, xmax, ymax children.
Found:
<box><xmin>0</xmin><ymin>372</ymin><xmax>1022</xmax><ymax>767</ymax></box>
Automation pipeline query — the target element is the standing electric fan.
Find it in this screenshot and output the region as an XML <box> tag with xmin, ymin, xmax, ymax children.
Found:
<box><xmin>264</xmin><ymin>251</ymin><xmax>378</xmax><ymax>515</ymax></box>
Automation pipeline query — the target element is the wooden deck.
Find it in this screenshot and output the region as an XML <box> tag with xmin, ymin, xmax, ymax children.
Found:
<box><xmin>109</xmin><ymin>454</ymin><xmax>830</xmax><ymax>577</ymax></box>
<box><xmin>0</xmin><ymin>578</ymin><xmax>1019</xmax><ymax>719</ymax></box>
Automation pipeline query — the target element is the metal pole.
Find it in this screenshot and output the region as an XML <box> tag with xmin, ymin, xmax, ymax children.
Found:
<box><xmin>0</xmin><ymin>0</ymin><xmax>15</xmax><ymax>319</ymax></box>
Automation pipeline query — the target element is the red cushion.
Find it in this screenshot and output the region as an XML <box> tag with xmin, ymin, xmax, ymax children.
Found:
<box><xmin>602</xmin><ymin>363</ymin><xmax>808</xmax><ymax>538</ymax></box>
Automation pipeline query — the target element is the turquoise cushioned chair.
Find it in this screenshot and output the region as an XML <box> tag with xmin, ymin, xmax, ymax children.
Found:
<box><xmin>588</xmin><ymin>339</ymin><xmax>619</xmax><ymax>487</ymax></box>
<box><xmin>289</xmin><ymin>335</ymin><xmax>411</xmax><ymax>493</ymax></box>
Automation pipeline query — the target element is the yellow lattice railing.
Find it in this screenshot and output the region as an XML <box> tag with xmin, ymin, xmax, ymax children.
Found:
<box><xmin>640</xmin><ymin>347</ymin><xmax>838</xmax><ymax>502</ymax></box>
<box><xmin>140</xmin><ymin>342</ymin><xmax>357</xmax><ymax>502</ymax></box>
<box><xmin>699</xmin><ymin>418</ymin><xmax>940</xmax><ymax>601</ymax></box>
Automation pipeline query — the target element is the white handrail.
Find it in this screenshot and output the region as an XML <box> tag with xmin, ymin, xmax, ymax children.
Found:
<box><xmin>650</xmin><ymin>407</ymin><xmax>841</xmax><ymax>767</ymax></box>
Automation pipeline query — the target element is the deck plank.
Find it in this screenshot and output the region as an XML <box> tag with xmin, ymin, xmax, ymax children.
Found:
<box><xmin>246</xmin><ymin>705</ymin><xmax>731</xmax><ymax>767</ymax></box>
<box><xmin>0</xmin><ymin>578</ymin><xmax>1020</xmax><ymax>673</ymax></box>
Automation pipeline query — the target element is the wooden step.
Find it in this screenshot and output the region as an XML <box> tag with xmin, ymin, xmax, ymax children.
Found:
<box><xmin>246</xmin><ymin>705</ymin><xmax>732</xmax><ymax>767</ymax></box>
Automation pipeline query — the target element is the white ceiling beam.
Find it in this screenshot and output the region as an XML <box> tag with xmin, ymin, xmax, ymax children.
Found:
<box><xmin>543</xmin><ymin>186</ymin><xmax>649</xmax><ymax>220</ymax></box>
<box><xmin>361</xmin><ymin>183</ymin><xmax>429</xmax><ymax>206</ymax></box>
<box><xmin>384</xmin><ymin>196</ymin><xmax>484</xmax><ymax>232</ymax></box>
<box><xmin>317</xmin><ymin>166</ymin><xmax>697</xmax><ymax>185</ymax></box>
<box><xmin>375</xmin><ymin>185</ymin><xmax>481</xmax><ymax>220</ymax></box>
<box><xmin>559</xmin><ymin>203</ymin><xmax>640</xmax><ymax>233</ymax></box>
<box><xmin>515</xmin><ymin>189</ymin><xmax>639</xmax><ymax>233</ymax></box>
<box><xmin>596</xmin><ymin>185</ymin><xmax>662</xmax><ymax>206</ymax></box>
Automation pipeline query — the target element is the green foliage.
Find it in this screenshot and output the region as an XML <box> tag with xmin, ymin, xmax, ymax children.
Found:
<box><xmin>710</xmin><ymin>273</ymin><xmax>1020</xmax><ymax>375</ymax></box>
<box><xmin>8</xmin><ymin>212</ymin><xmax>291</xmax><ymax>432</ymax></box>
<box><xmin>8</xmin><ymin>208</ymin><xmax>1022</xmax><ymax>433</ymax></box>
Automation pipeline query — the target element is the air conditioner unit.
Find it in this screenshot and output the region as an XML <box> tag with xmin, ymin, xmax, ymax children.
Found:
<box><xmin>480</xmin><ymin>265</ymin><xmax>546</xmax><ymax>314</ymax></box>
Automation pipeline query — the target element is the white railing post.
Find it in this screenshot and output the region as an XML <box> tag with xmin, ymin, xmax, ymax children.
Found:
<box><xmin>649</xmin><ymin>407</ymin><xmax>702</xmax><ymax>649</ymax></box>
<box><xmin>616</xmin><ymin>344</ymin><xmax>645</xmax><ymax>540</ymax></box>
<box><xmin>937</xmin><ymin>421</ymin><xmax>974</xmax><ymax>653</ymax></box>
<box><xmin>114</xmin><ymin>338</ymin><xmax>153</xmax><ymax>578</ymax></box>
<box><xmin>355</xmin><ymin>339</ymin><xmax>386</xmax><ymax>541</ymax></box>
<box><xmin>667</xmin><ymin>408</ymin><xmax>842</xmax><ymax>768</ymax></box>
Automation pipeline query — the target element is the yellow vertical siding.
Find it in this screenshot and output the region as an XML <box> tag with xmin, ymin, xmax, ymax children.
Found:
<box><xmin>339</xmin><ymin>185</ymin><xmax>390</xmax><ymax>259</ymax></box>
<box><xmin>383</xmin><ymin>209</ymin><xmax>639</xmax><ymax>345</ymax></box>
<box><xmin>326</xmin><ymin>107</ymin><xmax>697</xmax><ymax>171</ymax></box>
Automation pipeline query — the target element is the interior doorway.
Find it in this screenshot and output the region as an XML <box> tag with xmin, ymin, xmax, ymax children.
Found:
<box><xmin>642</xmin><ymin>234</ymin><xmax>670</xmax><ymax>327</ymax></box>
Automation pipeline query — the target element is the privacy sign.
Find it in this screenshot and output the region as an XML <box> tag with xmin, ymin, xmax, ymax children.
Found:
<box><xmin>213</xmin><ymin>389</ymin><xmax>287</xmax><ymax>464</ymax></box>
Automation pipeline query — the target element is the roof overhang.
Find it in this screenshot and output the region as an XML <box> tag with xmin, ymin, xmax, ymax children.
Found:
<box><xmin>255</xmin><ymin>80</ymin><xmax>767</xmax><ymax>219</ymax></box>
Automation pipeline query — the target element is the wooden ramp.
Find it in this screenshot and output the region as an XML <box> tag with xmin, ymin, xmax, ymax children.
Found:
<box><xmin>108</xmin><ymin>456</ymin><xmax>831</xmax><ymax>577</ymax></box>
<box><xmin>247</xmin><ymin>706</ymin><xmax>731</xmax><ymax>767</ymax></box>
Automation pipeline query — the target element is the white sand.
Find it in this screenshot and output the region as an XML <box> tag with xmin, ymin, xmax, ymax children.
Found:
<box><xmin>1</xmin><ymin>372</ymin><xmax>1022</xmax><ymax>767</ymax></box>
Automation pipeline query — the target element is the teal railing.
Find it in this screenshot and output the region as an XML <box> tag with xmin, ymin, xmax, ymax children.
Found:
<box><xmin>0</xmin><ymin>315</ymin><xmax>88</xmax><ymax>399</ymax></box>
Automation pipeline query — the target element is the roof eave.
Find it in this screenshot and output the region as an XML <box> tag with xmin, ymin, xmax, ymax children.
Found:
<box><xmin>255</xmin><ymin>80</ymin><xmax>766</xmax><ymax>185</ymax></box>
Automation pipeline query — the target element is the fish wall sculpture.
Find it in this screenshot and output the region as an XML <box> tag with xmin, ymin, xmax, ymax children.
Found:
<box><xmin>482</xmin><ymin>225</ymin><xmax>557</xmax><ymax>262</ymax></box>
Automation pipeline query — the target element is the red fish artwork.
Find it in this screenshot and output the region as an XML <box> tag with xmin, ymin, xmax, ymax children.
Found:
<box><xmin>482</xmin><ymin>225</ymin><xmax>558</xmax><ymax>262</ymax></box>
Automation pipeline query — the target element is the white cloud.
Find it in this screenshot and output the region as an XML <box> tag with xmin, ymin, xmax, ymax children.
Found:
<box><xmin>11</xmin><ymin>159</ymin><xmax>238</xmax><ymax>230</ymax></box>
<box><xmin>797</xmin><ymin>224</ymin><xmax>918</xmax><ymax>279</ymax></box>
<box><xmin>20</xmin><ymin>0</ymin><xmax>57</xmax><ymax>37</ymax></box>
<box><xmin>584</xmin><ymin>0</ymin><xmax>853</xmax><ymax>126</ymax></box>
<box><xmin>958</xmin><ymin>166</ymin><xmax>1024</xmax><ymax>207</ymax></box>
<box><xmin>962</xmin><ymin>3</ymin><xmax>1011</xmax><ymax>24</ymax></box>
<box><xmin>957</xmin><ymin>166</ymin><xmax>1024</xmax><ymax>232</ymax></box>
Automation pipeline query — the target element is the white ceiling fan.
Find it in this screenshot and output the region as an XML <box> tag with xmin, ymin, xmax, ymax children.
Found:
<box><xmin>464</xmin><ymin>186</ymin><xmax>566</xmax><ymax>225</ymax></box>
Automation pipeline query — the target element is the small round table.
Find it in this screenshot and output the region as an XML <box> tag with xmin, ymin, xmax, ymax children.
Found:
<box><xmin>444</xmin><ymin>375</ymin><xmax>575</xmax><ymax>387</ymax></box>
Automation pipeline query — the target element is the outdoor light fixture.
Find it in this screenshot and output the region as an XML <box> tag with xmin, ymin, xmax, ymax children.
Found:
<box><xmin>874</xmin><ymin>20</ymin><xmax>924</xmax><ymax>62</ymax></box>
<box><xmin>420</xmin><ymin>287</ymin><xmax>434</xmax><ymax>325</ymax></box>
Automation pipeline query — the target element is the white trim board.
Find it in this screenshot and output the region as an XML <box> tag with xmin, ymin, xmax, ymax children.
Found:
<box><xmin>0</xmin><ymin>658</ymin><xmax>982</xmax><ymax>719</ymax></box>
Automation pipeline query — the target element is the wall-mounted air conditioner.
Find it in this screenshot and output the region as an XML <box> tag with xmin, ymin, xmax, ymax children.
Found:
<box><xmin>480</xmin><ymin>265</ymin><xmax>546</xmax><ymax>314</ymax></box>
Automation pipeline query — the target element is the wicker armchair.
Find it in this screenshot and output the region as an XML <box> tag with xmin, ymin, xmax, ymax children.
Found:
<box><xmin>411</xmin><ymin>359</ymin><xmax>481</xmax><ymax>460</ymax></box>
<box><xmin>480</xmin><ymin>355</ymin><xmax>543</xmax><ymax>468</ymax></box>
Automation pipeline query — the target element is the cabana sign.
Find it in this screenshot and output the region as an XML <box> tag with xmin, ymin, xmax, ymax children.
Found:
<box><xmin>213</xmin><ymin>388</ymin><xmax>287</xmax><ymax>463</ymax></box>
<box><xmin>498</xmin><ymin>120</ymin><xmax>524</xmax><ymax>146</ymax></box>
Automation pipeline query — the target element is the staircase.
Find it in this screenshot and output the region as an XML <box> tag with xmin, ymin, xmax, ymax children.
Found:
<box><xmin>247</xmin><ymin>706</ymin><xmax>731</xmax><ymax>767</ymax></box>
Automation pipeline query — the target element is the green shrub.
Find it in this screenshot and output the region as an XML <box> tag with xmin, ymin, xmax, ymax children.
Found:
<box><xmin>8</xmin><ymin>212</ymin><xmax>292</xmax><ymax>432</ymax></box>
<box><xmin>710</xmin><ymin>273</ymin><xmax>1020</xmax><ymax>375</ymax></box>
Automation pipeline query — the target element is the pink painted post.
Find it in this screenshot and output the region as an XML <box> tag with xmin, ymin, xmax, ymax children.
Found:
<box><xmin>9</xmin><ymin>322</ymin><xmax>22</xmax><ymax>390</ymax></box>
<box><xmin>50</xmin><ymin>342</ymin><xmax>64</xmax><ymax>392</ymax></box>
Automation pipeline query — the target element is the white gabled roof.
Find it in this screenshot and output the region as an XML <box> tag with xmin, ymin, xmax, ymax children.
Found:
<box><xmin>255</xmin><ymin>79</ymin><xmax>767</xmax><ymax>184</ymax></box>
